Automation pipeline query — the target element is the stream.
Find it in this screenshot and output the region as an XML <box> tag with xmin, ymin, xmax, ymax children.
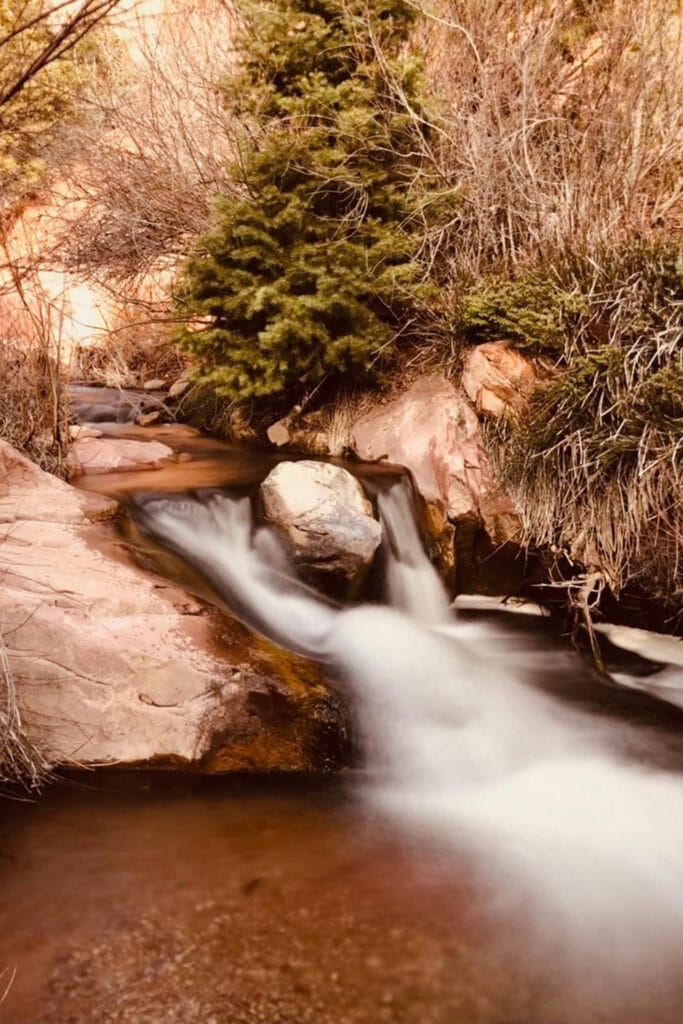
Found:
<box><xmin>2</xmin><ymin>394</ymin><xmax>683</xmax><ymax>1023</ymax></box>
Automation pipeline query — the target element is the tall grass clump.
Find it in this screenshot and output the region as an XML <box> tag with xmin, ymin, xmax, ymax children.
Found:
<box><xmin>415</xmin><ymin>0</ymin><xmax>682</xmax><ymax>617</ymax></box>
<box><xmin>0</xmin><ymin>290</ymin><xmax>70</xmax><ymax>474</ymax></box>
<box><xmin>478</xmin><ymin>245</ymin><xmax>682</xmax><ymax>619</ymax></box>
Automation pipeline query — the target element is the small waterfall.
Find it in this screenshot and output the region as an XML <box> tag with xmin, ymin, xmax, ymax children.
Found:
<box><xmin>377</xmin><ymin>481</ymin><xmax>450</xmax><ymax>626</ymax></box>
<box><xmin>134</xmin><ymin>483</ymin><xmax>683</xmax><ymax>989</ymax></box>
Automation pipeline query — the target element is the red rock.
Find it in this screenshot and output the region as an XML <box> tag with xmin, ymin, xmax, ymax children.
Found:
<box><xmin>461</xmin><ymin>342</ymin><xmax>535</xmax><ymax>418</ymax></box>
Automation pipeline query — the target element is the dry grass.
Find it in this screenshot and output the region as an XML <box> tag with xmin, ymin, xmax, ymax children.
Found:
<box><xmin>413</xmin><ymin>0</ymin><xmax>682</xmax><ymax>288</ymax></box>
<box><xmin>71</xmin><ymin>314</ymin><xmax>187</xmax><ymax>389</ymax></box>
<box><xmin>0</xmin><ymin>269</ymin><xmax>70</xmax><ymax>473</ymax></box>
<box><xmin>0</xmin><ymin>635</ymin><xmax>50</xmax><ymax>791</ymax></box>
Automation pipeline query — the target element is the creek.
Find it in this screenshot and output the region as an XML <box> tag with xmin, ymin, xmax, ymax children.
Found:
<box><xmin>1</xmin><ymin>395</ymin><xmax>683</xmax><ymax>1023</ymax></box>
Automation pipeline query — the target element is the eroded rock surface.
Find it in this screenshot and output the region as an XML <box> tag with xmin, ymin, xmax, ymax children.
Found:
<box><xmin>0</xmin><ymin>442</ymin><xmax>346</xmax><ymax>772</ymax></box>
<box><xmin>260</xmin><ymin>460</ymin><xmax>381</xmax><ymax>591</ymax></box>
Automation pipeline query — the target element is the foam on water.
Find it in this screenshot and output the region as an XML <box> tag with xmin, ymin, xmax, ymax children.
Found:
<box><xmin>134</xmin><ymin>480</ymin><xmax>683</xmax><ymax>991</ymax></box>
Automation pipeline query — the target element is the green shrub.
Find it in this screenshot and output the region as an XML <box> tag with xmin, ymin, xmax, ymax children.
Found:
<box><xmin>460</xmin><ymin>274</ymin><xmax>587</xmax><ymax>354</ymax></box>
<box><xmin>175</xmin><ymin>0</ymin><xmax>435</xmax><ymax>403</ymax></box>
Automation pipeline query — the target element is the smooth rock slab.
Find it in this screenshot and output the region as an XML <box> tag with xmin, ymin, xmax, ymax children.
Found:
<box><xmin>260</xmin><ymin>460</ymin><xmax>381</xmax><ymax>590</ymax></box>
<box><xmin>67</xmin><ymin>437</ymin><xmax>174</xmax><ymax>476</ymax></box>
<box><xmin>0</xmin><ymin>442</ymin><xmax>346</xmax><ymax>772</ymax></box>
<box><xmin>352</xmin><ymin>375</ymin><xmax>521</xmax><ymax>548</ymax></box>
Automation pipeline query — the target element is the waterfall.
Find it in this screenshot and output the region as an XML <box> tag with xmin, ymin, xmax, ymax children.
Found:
<box><xmin>377</xmin><ymin>481</ymin><xmax>450</xmax><ymax>626</ymax></box>
<box><xmin>133</xmin><ymin>481</ymin><xmax>683</xmax><ymax>987</ymax></box>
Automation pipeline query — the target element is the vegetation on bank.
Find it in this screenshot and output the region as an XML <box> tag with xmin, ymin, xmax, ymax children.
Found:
<box><xmin>471</xmin><ymin>244</ymin><xmax>682</xmax><ymax>617</ymax></box>
<box><xmin>172</xmin><ymin>0</ymin><xmax>683</xmax><ymax>617</ymax></box>
<box><xmin>174</xmin><ymin>0</ymin><xmax>438</xmax><ymax>402</ymax></box>
<box><xmin>0</xmin><ymin>0</ymin><xmax>680</xmax><ymax>624</ymax></box>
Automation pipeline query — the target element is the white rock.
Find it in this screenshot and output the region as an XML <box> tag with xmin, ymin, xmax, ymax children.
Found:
<box><xmin>168</xmin><ymin>379</ymin><xmax>191</xmax><ymax>399</ymax></box>
<box><xmin>266</xmin><ymin>419</ymin><xmax>291</xmax><ymax>447</ymax></box>
<box><xmin>260</xmin><ymin>460</ymin><xmax>381</xmax><ymax>588</ymax></box>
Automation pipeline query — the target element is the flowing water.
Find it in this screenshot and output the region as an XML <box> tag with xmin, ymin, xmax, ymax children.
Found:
<box><xmin>2</xmin><ymin>426</ymin><xmax>683</xmax><ymax>1023</ymax></box>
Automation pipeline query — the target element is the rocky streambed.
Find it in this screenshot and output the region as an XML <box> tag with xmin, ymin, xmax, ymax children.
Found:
<box><xmin>2</xmin><ymin>380</ymin><xmax>683</xmax><ymax>1024</ymax></box>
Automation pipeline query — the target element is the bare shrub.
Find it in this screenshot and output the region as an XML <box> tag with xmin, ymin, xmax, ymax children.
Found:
<box><xmin>71</xmin><ymin>312</ymin><xmax>187</xmax><ymax>388</ymax></box>
<box><xmin>0</xmin><ymin>255</ymin><xmax>70</xmax><ymax>473</ymax></box>
<box><xmin>414</xmin><ymin>0</ymin><xmax>683</xmax><ymax>288</ymax></box>
<box><xmin>56</xmin><ymin>0</ymin><xmax>241</xmax><ymax>283</ymax></box>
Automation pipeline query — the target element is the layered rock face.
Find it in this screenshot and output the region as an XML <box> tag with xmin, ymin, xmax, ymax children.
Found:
<box><xmin>260</xmin><ymin>460</ymin><xmax>381</xmax><ymax>592</ymax></box>
<box><xmin>0</xmin><ymin>442</ymin><xmax>346</xmax><ymax>773</ymax></box>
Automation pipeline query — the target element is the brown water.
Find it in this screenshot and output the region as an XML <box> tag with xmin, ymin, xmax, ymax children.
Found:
<box><xmin>0</xmin><ymin>777</ymin><xmax>510</xmax><ymax>1024</ymax></box>
<box><xmin>3</xmin><ymin>392</ymin><xmax>683</xmax><ymax>1023</ymax></box>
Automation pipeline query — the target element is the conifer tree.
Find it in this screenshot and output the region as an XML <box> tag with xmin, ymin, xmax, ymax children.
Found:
<box><xmin>175</xmin><ymin>0</ymin><xmax>432</xmax><ymax>401</ymax></box>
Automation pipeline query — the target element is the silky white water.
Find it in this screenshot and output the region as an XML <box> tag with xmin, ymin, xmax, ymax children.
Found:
<box><xmin>136</xmin><ymin>481</ymin><xmax>683</xmax><ymax>992</ymax></box>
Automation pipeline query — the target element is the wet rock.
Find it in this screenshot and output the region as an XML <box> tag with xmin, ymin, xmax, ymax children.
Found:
<box><xmin>69</xmin><ymin>385</ymin><xmax>153</xmax><ymax>425</ymax></box>
<box><xmin>0</xmin><ymin>441</ymin><xmax>348</xmax><ymax>772</ymax></box>
<box><xmin>67</xmin><ymin>437</ymin><xmax>174</xmax><ymax>476</ymax></box>
<box><xmin>260</xmin><ymin>460</ymin><xmax>381</xmax><ymax>591</ymax></box>
<box><xmin>461</xmin><ymin>342</ymin><xmax>536</xmax><ymax>418</ymax></box>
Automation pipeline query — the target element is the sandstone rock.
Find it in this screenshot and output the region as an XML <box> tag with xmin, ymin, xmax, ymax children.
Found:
<box><xmin>142</xmin><ymin>378</ymin><xmax>167</xmax><ymax>391</ymax></box>
<box><xmin>266</xmin><ymin>419</ymin><xmax>291</xmax><ymax>447</ymax></box>
<box><xmin>67</xmin><ymin>437</ymin><xmax>174</xmax><ymax>476</ymax></box>
<box><xmin>351</xmin><ymin>375</ymin><xmax>523</xmax><ymax>581</ymax></box>
<box><xmin>0</xmin><ymin>441</ymin><xmax>347</xmax><ymax>772</ymax></box>
<box><xmin>136</xmin><ymin>410</ymin><xmax>161</xmax><ymax>427</ymax></box>
<box><xmin>68</xmin><ymin>425</ymin><xmax>103</xmax><ymax>440</ymax></box>
<box><xmin>461</xmin><ymin>342</ymin><xmax>535</xmax><ymax>418</ymax></box>
<box><xmin>260</xmin><ymin>460</ymin><xmax>381</xmax><ymax>589</ymax></box>
<box><xmin>353</xmin><ymin>375</ymin><xmax>499</xmax><ymax>523</ymax></box>
<box><xmin>168</xmin><ymin>378</ymin><xmax>190</xmax><ymax>399</ymax></box>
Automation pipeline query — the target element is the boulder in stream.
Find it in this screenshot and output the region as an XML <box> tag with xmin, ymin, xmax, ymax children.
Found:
<box><xmin>67</xmin><ymin>436</ymin><xmax>175</xmax><ymax>476</ymax></box>
<box><xmin>0</xmin><ymin>442</ymin><xmax>347</xmax><ymax>773</ymax></box>
<box><xmin>260</xmin><ymin>460</ymin><xmax>381</xmax><ymax>592</ymax></box>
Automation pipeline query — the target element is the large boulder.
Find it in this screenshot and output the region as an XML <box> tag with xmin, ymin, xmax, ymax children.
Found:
<box><xmin>461</xmin><ymin>342</ymin><xmax>536</xmax><ymax>418</ymax></box>
<box><xmin>351</xmin><ymin>375</ymin><xmax>523</xmax><ymax>589</ymax></box>
<box><xmin>0</xmin><ymin>442</ymin><xmax>346</xmax><ymax>772</ymax></box>
<box><xmin>260</xmin><ymin>460</ymin><xmax>381</xmax><ymax>591</ymax></box>
<box><xmin>352</xmin><ymin>375</ymin><xmax>519</xmax><ymax>537</ymax></box>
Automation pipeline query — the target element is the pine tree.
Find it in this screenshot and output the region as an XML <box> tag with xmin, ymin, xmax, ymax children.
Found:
<box><xmin>175</xmin><ymin>0</ymin><xmax>433</xmax><ymax>402</ymax></box>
